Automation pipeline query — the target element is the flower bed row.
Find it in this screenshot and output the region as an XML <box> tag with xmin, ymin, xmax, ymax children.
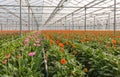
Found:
<box><xmin>0</xmin><ymin>30</ymin><xmax>29</xmax><ymax>46</ymax></box>
<box><xmin>0</xmin><ymin>31</ymin><xmax>45</xmax><ymax>77</ymax></box>
<box><xmin>0</xmin><ymin>30</ymin><xmax>120</xmax><ymax>77</ymax></box>
<box><xmin>42</xmin><ymin>30</ymin><xmax>120</xmax><ymax>77</ymax></box>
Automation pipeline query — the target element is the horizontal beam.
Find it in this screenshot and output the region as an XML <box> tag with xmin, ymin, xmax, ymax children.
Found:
<box><xmin>1</xmin><ymin>5</ymin><xmax>120</xmax><ymax>8</ymax></box>
<box><xmin>0</xmin><ymin>5</ymin><xmax>79</xmax><ymax>8</ymax></box>
<box><xmin>0</xmin><ymin>12</ymin><xmax>69</xmax><ymax>15</ymax></box>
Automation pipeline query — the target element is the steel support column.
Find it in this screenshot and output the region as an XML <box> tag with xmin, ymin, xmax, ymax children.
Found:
<box><xmin>69</xmin><ymin>22</ymin><xmax>70</xmax><ymax>30</ymax></box>
<box><xmin>55</xmin><ymin>22</ymin><xmax>56</xmax><ymax>30</ymax></box>
<box><xmin>6</xmin><ymin>19</ymin><xmax>8</xmax><ymax>30</ymax></box>
<box><xmin>72</xmin><ymin>13</ymin><xmax>74</xmax><ymax>30</ymax></box>
<box><xmin>28</xmin><ymin>6</ymin><xmax>30</xmax><ymax>31</ymax></box>
<box><xmin>78</xmin><ymin>21</ymin><xmax>81</xmax><ymax>29</ymax></box>
<box><xmin>114</xmin><ymin>0</ymin><xmax>116</xmax><ymax>36</ymax></box>
<box><xmin>106</xmin><ymin>13</ymin><xmax>110</xmax><ymax>30</ymax></box>
<box><xmin>108</xmin><ymin>13</ymin><xmax>110</xmax><ymax>30</ymax></box>
<box><xmin>20</xmin><ymin>0</ymin><xmax>22</xmax><ymax>37</ymax></box>
<box><xmin>1</xmin><ymin>24</ymin><xmax>2</xmax><ymax>31</ymax></box>
<box><xmin>16</xmin><ymin>22</ymin><xmax>17</xmax><ymax>30</ymax></box>
<box><xmin>94</xmin><ymin>16</ymin><xmax>96</xmax><ymax>30</ymax></box>
<box><xmin>85</xmin><ymin>7</ymin><xmax>87</xmax><ymax>31</ymax></box>
<box><xmin>65</xmin><ymin>16</ymin><xmax>67</xmax><ymax>30</ymax></box>
<box><xmin>60</xmin><ymin>20</ymin><xmax>62</xmax><ymax>29</ymax></box>
<box><xmin>32</xmin><ymin>14</ymin><xmax>35</xmax><ymax>30</ymax></box>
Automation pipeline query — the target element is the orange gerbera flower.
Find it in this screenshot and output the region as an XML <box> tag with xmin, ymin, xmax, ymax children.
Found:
<box><xmin>80</xmin><ymin>39</ymin><xmax>85</xmax><ymax>43</ymax></box>
<box><xmin>65</xmin><ymin>41</ymin><xmax>69</xmax><ymax>45</ymax></box>
<box><xmin>58</xmin><ymin>43</ymin><xmax>64</xmax><ymax>48</ymax></box>
<box><xmin>117</xmin><ymin>36</ymin><xmax>120</xmax><ymax>38</ymax></box>
<box><xmin>50</xmin><ymin>39</ymin><xmax>54</xmax><ymax>45</ymax></box>
<box><xmin>60</xmin><ymin>59</ymin><xmax>67</xmax><ymax>64</ymax></box>
<box><xmin>112</xmin><ymin>39</ymin><xmax>116</xmax><ymax>44</ymax></box>
<box><xmin>56</xmin><ymin>40</ymin><xmax>61</xmax><ymax>44</ymax></box>
<box><xmin>118</xmin><ymin>41</ymin><xmax>120</xmax><ymax>44</ymax></box>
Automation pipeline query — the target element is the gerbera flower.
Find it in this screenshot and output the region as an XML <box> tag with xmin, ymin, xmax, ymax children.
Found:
<box><xmin>60</xmin><ymin>59</ymin><xmax>67</xmax><ymax>64</ymax></box>
<box><xmin>28</xmin><ymin>52</ymin><xmax>35</xmax><ymax>57</ymax></box>
<box><xmin>58</xmin><ymin>43</ymin><xmax>64</xmax><ymax>48</ymax></box>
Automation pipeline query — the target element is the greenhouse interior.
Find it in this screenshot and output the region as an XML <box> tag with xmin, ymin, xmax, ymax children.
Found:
<box><xmin>0</xmin><ymin>0</ymin><xmax>120</xmax><ymax>77</ymax></box>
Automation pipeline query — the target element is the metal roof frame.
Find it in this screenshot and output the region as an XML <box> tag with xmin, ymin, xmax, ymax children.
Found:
<box><xmin>0</xmin><ymin>0</ymin><xmax>118</xmax><ymax>33</ymax></box>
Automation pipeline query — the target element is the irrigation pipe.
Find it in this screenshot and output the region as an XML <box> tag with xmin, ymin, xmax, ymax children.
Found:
<box><xmin>42</xmin><ymin>47</ymin><xmax>48</xmax><ymax>77</ymax></box>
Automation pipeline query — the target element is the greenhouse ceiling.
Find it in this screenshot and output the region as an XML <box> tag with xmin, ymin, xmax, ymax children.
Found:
<box><xmin>0</xmin><ymin>0</ymin><xmax>119</xmax><ymax>29</ymax></box>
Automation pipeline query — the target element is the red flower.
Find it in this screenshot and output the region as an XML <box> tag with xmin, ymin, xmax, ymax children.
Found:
<box><xmin>60</xmin><ymin>59</ymin><xmax>67</xmax><ymax>64</ymax></box>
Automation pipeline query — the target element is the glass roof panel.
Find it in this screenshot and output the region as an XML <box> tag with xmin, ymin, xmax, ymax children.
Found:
<box><xmin>0</xmin><ymin>0</ymin><xmax>119</xmax><ymax>27</ymax></box>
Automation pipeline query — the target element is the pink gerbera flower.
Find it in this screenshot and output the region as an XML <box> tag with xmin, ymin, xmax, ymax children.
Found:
<box><xmin>24</xmin><ymin>38</ymin><xmax>29</xmax><ymax>43</ymax></box>
<box><xmin>33</xmin><ymin>43</ymin><xmax>40</xmax><ymax>46</ymax></box>
<box><xmin>28</xmin><ymin>52</ymin><xmax>35</xmax><ymax>57</ymax></box>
